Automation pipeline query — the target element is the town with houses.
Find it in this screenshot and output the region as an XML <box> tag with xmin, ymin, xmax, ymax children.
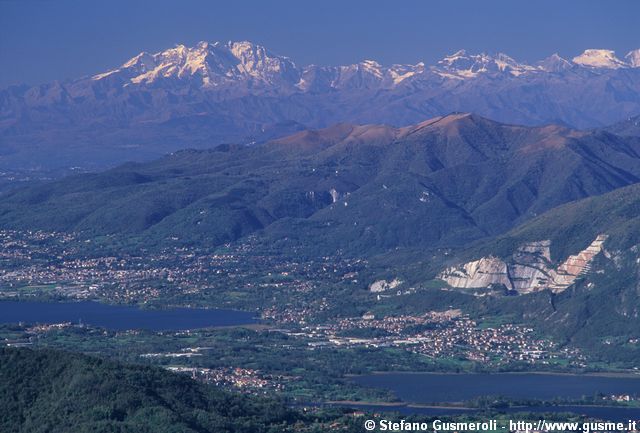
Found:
<box><xmin>0</xmin><ymin>229</ymin><xmax>363</xmax><ymax>308</ymax></box>
<box><xmin>0</xmin><ymin>229</ymin><xmax>606</xmax><ymax>370</ymax></box>
<box><xmin>1</xmin><ymin>228</ymin><xmax>639</xmax><ymax>408</ymax></box>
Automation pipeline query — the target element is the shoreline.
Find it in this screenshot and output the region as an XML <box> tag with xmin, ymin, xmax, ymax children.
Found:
<box><xmin>351</xmin><ymin>370</ymin><xmax>640</xmax><ymax>379</ymax></box>
<box><xmin>326</xmin><ymin>400</ymin><xmax>474</xmax><ymax>410</ymax></box>
<box><xmin>323</xmin><ymin>401</ymin><xmax>640</xmax><ymax>411</ymax></box>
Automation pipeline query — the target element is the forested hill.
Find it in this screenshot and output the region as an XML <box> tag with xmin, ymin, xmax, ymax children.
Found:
<box><xmin>3</xmin><ymin>113</ymin><xmax>640</xmax><ymax>257</ymax></box>
<box><xmin>0</xmin><ymin>347</ymin><xmax>359</xmax><ymax>433</ymax></box>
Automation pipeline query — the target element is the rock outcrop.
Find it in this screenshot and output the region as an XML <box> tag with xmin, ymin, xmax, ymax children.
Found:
<box><xmin>547</xmin><ymin>235</ymin><xmax>608</xmax><ymax>292</ymax></box>
<box><xmin>438</xmin><ymin>235</ymin><xmax>608</xmax><ymax>294</ymax></box>
<box><xmin>369</xmin><ymin>278</ymin><xmax>403</xmax><ymax>293</ymax></box>
<box><xmin>437</xmin><ymin>256</ymin><xmax>511</xmax><ymax>289</ymax></box>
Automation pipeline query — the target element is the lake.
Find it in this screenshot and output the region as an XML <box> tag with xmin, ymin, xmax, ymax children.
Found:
<box><xmin>0</xmin><ymin>300</ymin><xmax>257</xmax><ymax>331</ymax></box>
<box><xmin>351</xmin><ymin>372</ymin><xmax>640</xmax><ymax>420</ymax></box>
<box><xmin>353</xmin><ymin>372</ymin><xmax>640</xmax><ymax>403</ymax></box>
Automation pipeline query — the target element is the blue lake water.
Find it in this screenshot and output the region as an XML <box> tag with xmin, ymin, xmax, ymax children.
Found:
<box><xmin>0</xmin><ymin>300</ymin><xmax>257</xmax><ymax>331</ymax></box>
<box><xmin>351</xmin><ymin>373</ymin><xmax>640</xmax><ymax>420</ymax></box>
<box><xmin>353</xmin><ymin>373</ymin><xmax>640</xmax><ymax>403</ymax></box>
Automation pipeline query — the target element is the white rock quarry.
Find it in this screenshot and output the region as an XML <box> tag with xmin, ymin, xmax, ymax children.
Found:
<box><xmin>438</xmin><ymin>235</ymin><xmax>608</xmax><ymax>294</ymax></box>
<box><xmin>548</xmin><ymin>235</ymin><xmax>608</xmax><ymax>292</ymax></box>
<box><xmin>329</xmin><ymin>188</ymin><xmax>341</xmax><ymax>204</ymax></box>
<box><xmin>369</xmin><ymin>278</ymin><xmax>403</xmax><ymax>293</ymax></box>
<box><xmin>438</xmin><ymin>256</ymin><xmax>511</xmax><ymax>289</ymax></box>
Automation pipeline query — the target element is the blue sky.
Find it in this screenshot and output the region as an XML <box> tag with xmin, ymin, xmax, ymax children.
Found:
<box><xmin>1</xmin><ymin>0</ymin><xmax>639</xmax><ymax>87</ymax></box>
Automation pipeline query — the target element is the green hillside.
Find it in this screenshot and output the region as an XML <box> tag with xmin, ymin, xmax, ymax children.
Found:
<box><xmin>472</xmin><ymin>182</ymin><xmax>640</xmax><ymax>263</ymax></box>
<box><xmin>442</xmin><ymin>184</ymin><xmax>640</xmax><ymax>362</ymax></box>
<box><xmin>1</xmin><ymin>114</ymin><xmax>640</xmax><ymax>257</ymax></box>
<box><xmin>0</xmin><ymin>347</ymin><xmax>359</xmax><ymax>433</ymax></box>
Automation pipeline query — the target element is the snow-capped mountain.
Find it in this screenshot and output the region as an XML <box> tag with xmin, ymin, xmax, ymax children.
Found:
<box><xmin>434</xmin><ymin>50</ymin><xmax>537</xmax><ymax>78</ymax></box>
<box><xmin>626</xmin><ymin>49</ymin><xmax>640</xmax><ymax>68</ymax></box>
<box><xmin>536</xmin><ymin>54</ymin><xmax>574</xmax><ymax>72</ymax></box>
<box><xmin>93</xmin><ymin>41</ymin><xmax>301</xmax><ymax>90</ymax></box>
<box><xmin>87</xmin><ymin>42</ymin><xmax>640</xmax><ymax>90</ymax></box>
<box><xmin>572</xmin><ymin>49</ymin><xmax>629</xmax><ymax>69</ymax></box>
<box><xmin>1</xmin><ymin>40</ymin><xmax>640</xmax><ymax>170</ymax></box>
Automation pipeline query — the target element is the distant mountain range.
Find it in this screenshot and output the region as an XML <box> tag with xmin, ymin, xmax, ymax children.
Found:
<box><xmin>1</xmin><ymin>41</ymin><xmax>640</xmax><ymax>170</ymax></box>
<box><xmin>605</xmin><ymin>114</ymin><xmax>640</xmax><ymax>137</ymax></box>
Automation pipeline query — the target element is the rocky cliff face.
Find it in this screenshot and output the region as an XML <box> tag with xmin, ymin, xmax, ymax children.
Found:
<box><xmin>437</xmin><ymin>257</ymin><xmax>511</xmax><ymax>289</ymax></box>
<box><xmin>369</xmin><ymin>278</ymin><xmax>403</xmax><ymax>293</ymax></box>
<box><xmin>438</xmin><ymin>235</ymin><xmax>608</xmax><ymax>294</ymax></box>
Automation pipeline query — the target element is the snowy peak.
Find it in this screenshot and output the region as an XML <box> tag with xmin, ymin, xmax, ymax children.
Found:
<box><xmin>225</xmin><ymin>41</ymin><xmax>298</xmax><ymax>79</ymax></box>
<box><xmin>437</xmin><ymin>50</ymin><xmax>486</xmax><ymax>77</ymax></box>
<box><xmin>537</xmin><ymin>53</ymin><xmax>573</xmax><ymax>72</ymax></box>
<box><xmin>388</xmin><ymin>62</ymin><xmax>424</xmax><ymax>84</ymax></box>
<box><xmin>359</xmin><ymin>59</ymin><xmax>384</xmax><ymax>76</ymax></box>
<box><xmin>345</xmin><ymin>59</ymin><xmax>425</xmax><ymax>85</ymax></box>
<box><xmin>297</xmin><ymin>59</ymin><xmax>424</xmax><ymax>91</ymax></box>
<box><xmin>93</xmin><ymin>40</ymin><xmax>299</xmax><ymax>88</ymax></box>
<box><xmin>122</xmin><ymin>52</ymin><xmax>156</xmax><ymax>72</ymax></box>
<box><xmin>7</xmin><ymin>41</ymin><xmax>640</xmax><ymax>171</ymax></box>
<box><xmin>90</xmin><ymin>42</ymin><xmax>640</xmax><ymax>92</ymax></box>
<box><xmin>435</xmin><ymin>50</ymin><xmax>534</xmax><ymax>77</ymax></box>
<box><xmin>572</xmin><ymin>49</ymin><xmax>627</xmax><ymax>69</ymax></box>
<box><xmin>626</xmin><ymin>49</ymin><xmax>640</xmax><ymax>68</ymax></box>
